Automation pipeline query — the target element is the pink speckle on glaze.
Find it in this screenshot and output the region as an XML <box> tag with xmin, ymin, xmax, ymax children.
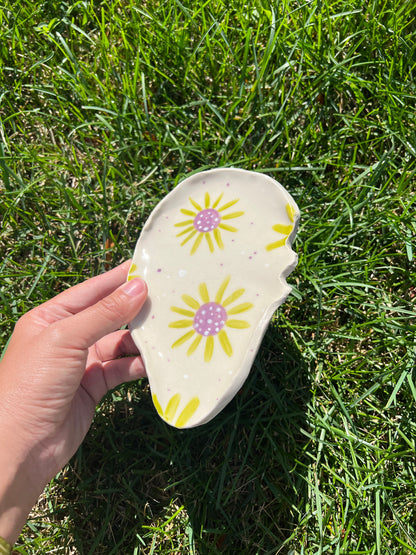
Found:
<box><xmin>193</xmin><ymin>208</ymin><xmax>221</xmax><ymax>232</ymax></box>
<box><xmin>193</xmin><ymin>302</ymin><xmax>227</xmax><ymax>336</ymax></box>
<box><xmin>157</xmin><ymin>268</ymin><xmax>162</xmax><ymax>272</ymax></box>
<box><xmin>226</xmin><ymin>182</ymin><xmax>230</xmax><ymax>187</ymax></box>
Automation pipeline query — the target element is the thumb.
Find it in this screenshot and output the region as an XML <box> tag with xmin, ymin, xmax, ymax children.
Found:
<box><xmin>56</xmin><ymin>278</ymin><xmax>148</xmax><ymax>350</ymax></box>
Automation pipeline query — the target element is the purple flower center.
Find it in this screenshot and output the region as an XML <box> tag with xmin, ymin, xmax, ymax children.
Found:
<box><xmin>193</xmin><ymin>208</ymin><xmax>221</xmax><ymax>233</ymax></box>
<box><xmin>193</xmin><ymin>302</ymin><xmax>227</xmax><ymax>336</ymax></box>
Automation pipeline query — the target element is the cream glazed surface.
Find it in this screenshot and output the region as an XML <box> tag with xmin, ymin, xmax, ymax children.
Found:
<box><xmin>128</xmin><ymin>168</ymin><xmax>299</xmax><ymax>428</ymax></box>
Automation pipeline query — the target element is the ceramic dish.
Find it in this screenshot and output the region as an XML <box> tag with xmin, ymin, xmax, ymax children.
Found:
<box><xmin>128</xmin><ymin>168</ymin><xmax>299</xmax><ymax>428</ymax></box>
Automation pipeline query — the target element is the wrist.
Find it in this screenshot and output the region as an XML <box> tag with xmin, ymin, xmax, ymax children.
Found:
<box><xmin>0</xmin><ymin>464</ymin><xmax>35</xmax><ymax>546</ymax></box>
<box><xmin>0</xmin><ymin>420</ymin><xmax>43</xmax><ymax>545</ymax></box>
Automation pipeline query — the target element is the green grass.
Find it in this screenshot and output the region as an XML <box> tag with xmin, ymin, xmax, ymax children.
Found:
<box><xmin>1</xmin><ymin>0</ymin><xmax>416</xmax><ymax>552</ymax></box>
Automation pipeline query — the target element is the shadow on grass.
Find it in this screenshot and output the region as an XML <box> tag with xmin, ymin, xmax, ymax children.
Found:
<box><xmin>57</xmin><ymin>325</ymin><xmax>310</xmax><ymax>554</ymax></box>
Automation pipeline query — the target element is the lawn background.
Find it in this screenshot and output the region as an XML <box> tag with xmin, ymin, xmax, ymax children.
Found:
<box><xmin>1</xmin><ymin>0</ymin><xmax>416</xmax><ymax>553</ymax></box>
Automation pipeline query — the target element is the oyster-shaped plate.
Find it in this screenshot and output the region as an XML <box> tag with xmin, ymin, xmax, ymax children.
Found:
<box><xmin>128</xmin><ymin>168</ymin><xmax>299</xmax><ymax>428</ymax></box>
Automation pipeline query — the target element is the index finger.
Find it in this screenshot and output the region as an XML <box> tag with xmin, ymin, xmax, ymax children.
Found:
<box><xmin>28</xmin><ymin>261</ymin><xmax>132</xmax><ymax>327</ymax></box>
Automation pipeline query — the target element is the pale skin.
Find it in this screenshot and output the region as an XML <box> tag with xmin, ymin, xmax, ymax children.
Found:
<box><xmin>0</xmin><ymin>261</ymin><xmax>148</xmax><ymax>545</ymax></box>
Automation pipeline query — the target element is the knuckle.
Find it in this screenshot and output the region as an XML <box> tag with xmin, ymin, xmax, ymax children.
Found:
<box><xmin>13</xmin><ymin>309</ymin><xmax>38</xmax><ymax>336</ymax></box>
<box><xmin>15</xmin><ymin>307</ymin><xmax>36</xmax><ymax>327</ymax></box>
<box><xmin>46</xmin><ymin>320</ymin><xmax>68</xmax><ymax>346</ymax></box>
<box><xmin>14</xmin><ymin>313</ymin><xmax>29</xmax><ymax>332</ymax></box>
<box><xmin>96</xmin><ymin>293</ymin><xmax>125</xmax><ymax>321</ymax></box>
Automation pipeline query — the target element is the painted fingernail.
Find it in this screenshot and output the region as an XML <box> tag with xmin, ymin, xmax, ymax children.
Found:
<box><xmin>122</xmin><ymin>278</ymin><xmax>146</xmax><ymax>296</ymax></box>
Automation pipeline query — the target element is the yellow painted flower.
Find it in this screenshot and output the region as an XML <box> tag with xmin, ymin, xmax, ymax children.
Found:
<box><xmin>266</xmin><ymin>203</ymin><xmax>297</xmax><ymax>251</ymax></box>
<box><xmin>169</xmin><ymin>275</ymin><xmax>253</xmax><ymax>362</ymax></box>
<box><xmin>174</xmin><ymin>192</ymin><xmax>244</xmax><ymax>254</ymax></box>
<box><xmin>152</xmin><ymin>393</ymin><xmax>200</xmax><ymax>428</ymax></box>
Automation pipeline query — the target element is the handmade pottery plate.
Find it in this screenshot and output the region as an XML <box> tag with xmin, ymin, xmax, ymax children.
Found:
<box><xmin>128</xmin><ymin>168</ymin><xmax>299</xmax><ymax>428</ymax></box>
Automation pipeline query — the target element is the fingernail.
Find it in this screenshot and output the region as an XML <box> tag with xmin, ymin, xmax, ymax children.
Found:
<box><xmin>121</xmin><ymin>278</ymin><xmax>146</xmax><ymax>296</ymax></box>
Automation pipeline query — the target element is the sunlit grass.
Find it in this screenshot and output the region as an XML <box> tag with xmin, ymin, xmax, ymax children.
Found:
<box><xmin>1</xmin><ymin>0</ymin><xmax>416</xmax><ymax>552</ymax></box>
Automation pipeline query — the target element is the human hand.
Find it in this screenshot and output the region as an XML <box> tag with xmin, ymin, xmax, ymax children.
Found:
<box><xmin>0</xmin><ymin>261</ymin><xmax>147</xmax><ymax>545</ymax></box>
